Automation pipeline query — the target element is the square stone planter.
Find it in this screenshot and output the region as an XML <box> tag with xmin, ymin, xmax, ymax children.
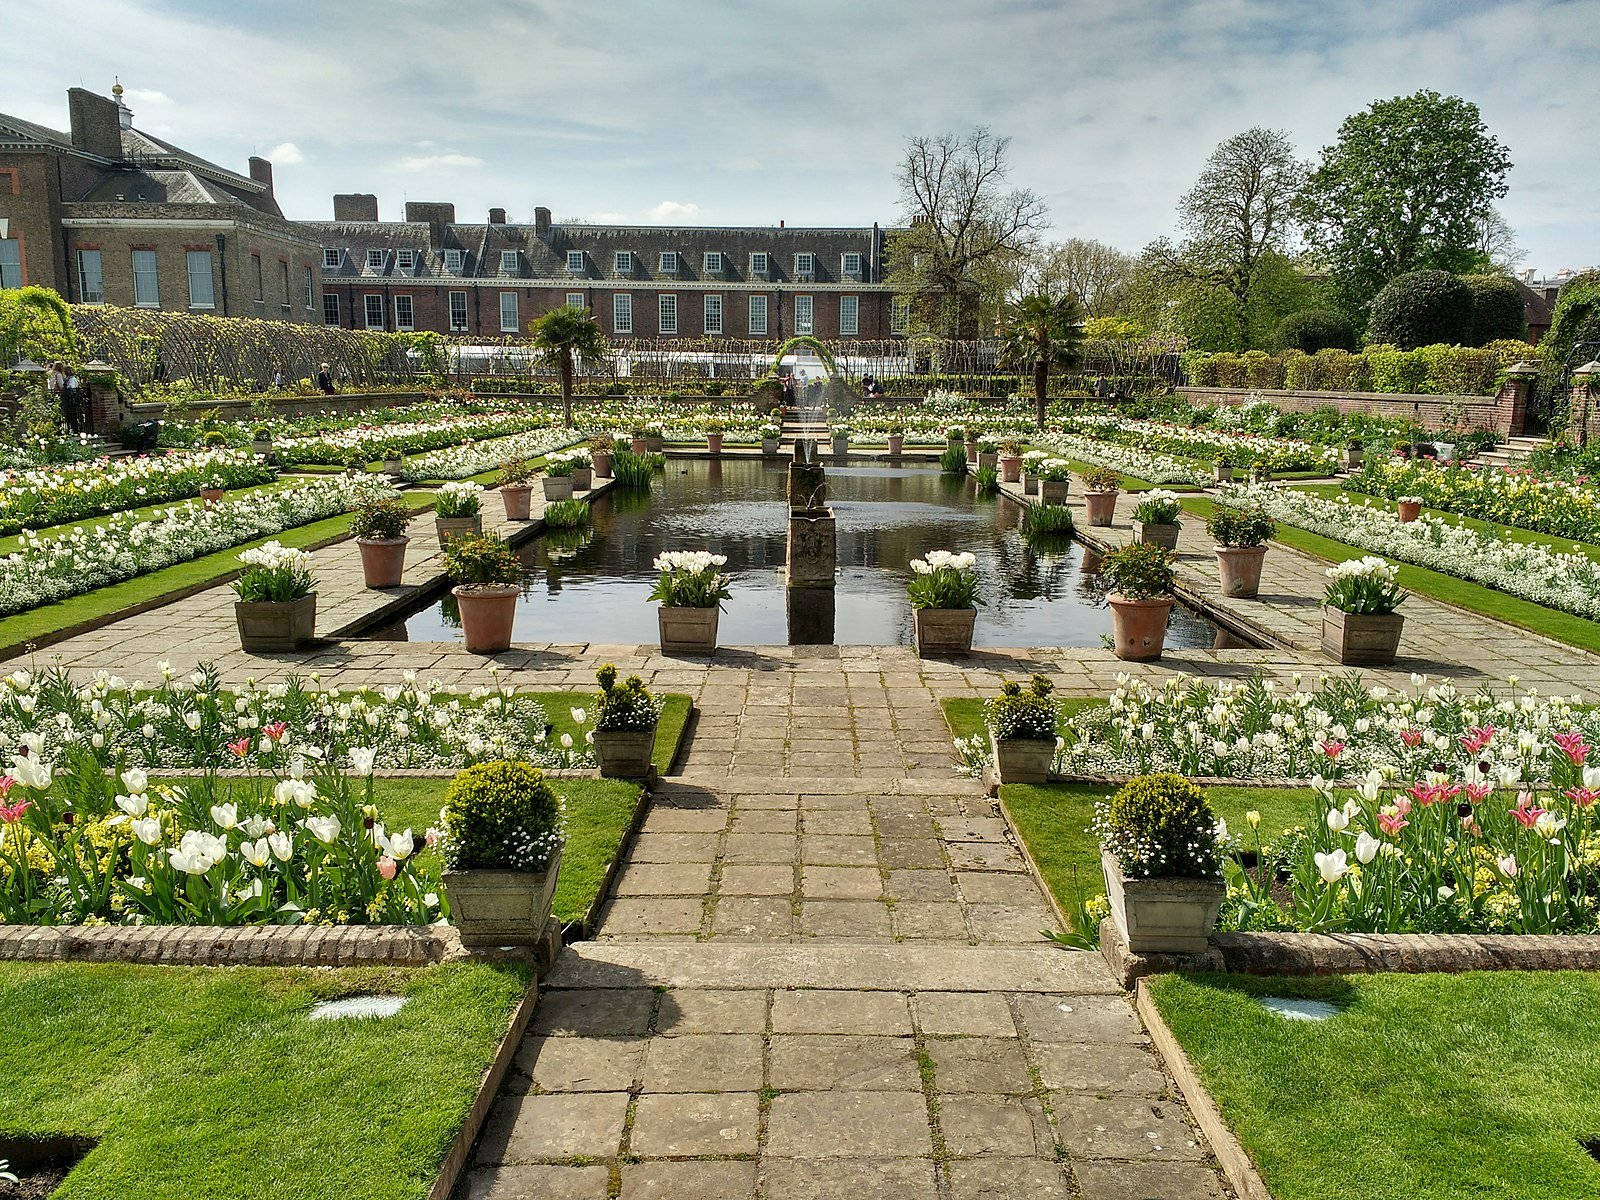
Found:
<box><xmin>832</xmin><ymin>436</ymin><xmax>849</xmax><ymax>458</ymax></box>
<box><xmin>912</xmin><ymin>606</ymin><xmax>976</xmax><ymax>657</ymax></box>
<box><xmin>659</xmin><ymin>605</ymin><xmax>720</xmax><ymax>654</ymax></box>
<box><xmin>989</xmin><ymin>729</ymin><xmax>1055</xmax><ymax>784</ymax></box>
<box><xmin>1103</xmin><ymin>849</ymin><xmax>1225</xmax><ymax>955</ymax></box>
<box><xmin>542</xmin><ymin>475</ymin><xmax>574</xmax><ymax>501</ymax></box>
<box><xmin>1133</xmin><ymin>521</ymin><xmax>1180</xmax><ymax>551</ymax></box>
<box><xmin>443</xmin><ymin>847</ymin><xmax>562</xmax><ymax>948</ymax></box>
<box><xmin>235</xmin><ymin>593</ymin><xmax>316</xmax><ymax>653</ymax></box>
<box><xmin>572</xmin><ymin>466</ymin><xmax>593</xmax><ymax>491</ymax></box>
<box><xmin>1040</xmin><ymin>479</ymin><xmax>1069</xmax><ymax>505</ymax></box>
<box><xmin>762</xmin><ymin>438</ymin><xmax>779</xmax><ymax>457</ymax></box>
<box><xmin>977</xmin><ymin>451</ymin><xmax>998</xmax><ymax>471</ymax></box>
<box><xmin>593</xmin><ymin>726</ymin><xmax>657</xmax><ymax>778</ymax></box>
<box><xmin>436</xmin><ymin>515</ymin><xmax>482</xmax><ymax>543</ymax></box>
<box><xmin>1321</xmin><ymin>607</ymin><xmax>1404</xmax><ymax>666</ymax></box>
<box><xmin>1022</xmin><ymin>474</ymin><xmax>1039</xmax><ymax>497</ymax></box>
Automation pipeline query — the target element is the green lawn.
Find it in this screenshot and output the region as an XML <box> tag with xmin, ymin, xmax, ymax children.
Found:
<box><xmin>1000</xmin><ymin>781</ymin><xmax>1316</xmax><ymax>925</ymax></box>
<box><xmin>1180</xmin><ymin>494</ymin><xmax>1600</xmax><ymax>656</ymax></box>
<box><xmin>939</xmin><ymin>695</ymin><xmax>1106</xmax><ymax>742</ymax></box>
<box><xmin>1149</xmin><ymin>971</ymin><xmax>1600</xmax><ymax>1200</ymax></box>
<box><xmin>1</xmin><ymin>959</ymin><xmax>528</xmax><ymax>1200</ymax></box>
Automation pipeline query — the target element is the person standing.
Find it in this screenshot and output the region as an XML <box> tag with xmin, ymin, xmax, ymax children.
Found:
<box><xmin>315</xmin><ymin>362</ymin><xmax>335</xmax><ymax>395</ymax></box>
<box><xmin>63</xmin><ymin>365</ymin><xmax>84</xmax><ymax>434</ymax></box>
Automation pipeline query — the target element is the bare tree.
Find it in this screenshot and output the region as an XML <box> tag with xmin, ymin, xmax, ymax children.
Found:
<box><xmin>1473</xmin><ymin>208</ymin><xmax>1525</xmax><ymax>271</ymax></box>
<box><xmin>888</xmin><ymin>127</ymin><xmax>1048</xmax><ymax>337</ymax></box>
<box><xmin>1024</xmin><ymin>238</ymin><xmax>1138</xmax><ymax>314</ymax></box>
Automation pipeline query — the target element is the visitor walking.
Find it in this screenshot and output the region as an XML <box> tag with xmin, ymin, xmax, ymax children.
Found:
<box><xmin>63</xmin><ymin>365</ymin><xmax>85</xmax><ymax>434</ymax></box>
<box><xmin>315</xmin><ymin>362</ymin><xmax>336</xmax><ymax>395</ymax></box>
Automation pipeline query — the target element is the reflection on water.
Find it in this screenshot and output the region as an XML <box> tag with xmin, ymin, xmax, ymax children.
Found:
<box><xmin>389</xmin><ymin>459</ymin><xmax>1226</xmax><ymax>648</ymax></box>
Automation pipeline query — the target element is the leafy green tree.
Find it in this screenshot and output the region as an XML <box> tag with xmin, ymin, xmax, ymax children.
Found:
<box><xmin>1274</xmin><ymin>309</ymin><xmax>1357</xmax><ymax>353</ymax></box>
<box><xmin>1297</xmin><ymin>91</ymin><xmax>1512</xmax><ymax>312</ymax></box>
<box><xmin>529</xmin><ymin>304</ymin><xmax>609</xmax><ymax>427</ymax></box>
<box><xmin>997</xmin><ymin>292</ymin><xmax>1086</xmax><ymax>430</ymax></box>
<box><xmin>1366</xmin><ymin>270</ymin><xmax>1475</xmax><ymax>348</ymax></box>
<box><xmin>1463</xmin><ymin>273</ymin><xmax>1528</xmax><ymax>345</ymax></box>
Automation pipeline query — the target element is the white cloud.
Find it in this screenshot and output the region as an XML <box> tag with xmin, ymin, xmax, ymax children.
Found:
<box><xmin>646</xmin><ymin>200</ymin><xmax>700</xmax><ymax>222</ymax></box>
<box><xmin>394</xmin><ymin>152</ymin><xmax>484</xmax><ymax>172</ymax></box>
<box><xmin>123</xmin><ymin>87</ymin><xmax>172</xmax><ymax>106</ymax></box>
<box><xmin>266</xmin><ymin>141</ymin><xmax>304</xmax><ymax>164</ymax></box>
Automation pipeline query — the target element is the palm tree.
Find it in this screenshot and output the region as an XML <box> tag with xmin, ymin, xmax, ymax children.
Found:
<box><xmin>530</xmin><ymin>303</ymin><xmax>609</xmax><ymax>427</ymax></box>
<box><xmin>998</xmin><ymin>292</ymin><xmax>1086</xmax><ymax>431</ymax></box>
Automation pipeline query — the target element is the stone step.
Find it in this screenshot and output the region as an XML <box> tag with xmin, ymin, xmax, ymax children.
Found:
<box><xmin>545</xmin><ymin>941</ymin><xmax>1119</xmax><ymax>994</ymax></box>
<box><xmin>663</xmin><ymin>772</ymin><xmax>988</xmax><ymax>797</ymax></box>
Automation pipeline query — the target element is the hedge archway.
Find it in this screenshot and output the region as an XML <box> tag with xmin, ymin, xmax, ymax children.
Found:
<box><xmin>768</xmin><ymin>335</ymin><xmax>840</xmax><ymax>378</ymax></box>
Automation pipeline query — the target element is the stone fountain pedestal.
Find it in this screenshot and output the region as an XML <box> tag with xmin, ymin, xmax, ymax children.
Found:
<box><xmin>785</xmin><ymin>450</ymin><xmax>837</xmax><ymax>643</ymax></box>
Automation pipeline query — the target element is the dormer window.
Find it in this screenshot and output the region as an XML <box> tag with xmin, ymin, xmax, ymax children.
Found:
<box><xmin>396</xmin><ymin>249</ymin><xmax>416</xmax><ymax>272</ymax></box>
<box><xmin>322</xmin><ymin>248</ymin><xmax>342</xmax><ymax>270</ymax></box>
<box><xmin>750</xmin><ymin>251</ymin><xmax>768</xmax><ymax>278</ymax></box>
<box><xmin>566</xmin><ymin>250</ymin><xmax>585</xmax><ymax>274</ymax></box>
<box><xmin>659</xmin><ymin>251</ymin><xmax>678</xmax><ymax>275</ymax></box>
<box><xmin>703</xmin><ymin>251</ymin><xmax>723</xmax><ymax>275</ymax></box>
<box><xmin>365</xmin><ymin>249</ymin><xmax>386</xmax><ymax>271</ymax></box>
<box><xmin>500</xmin><ymin>250</ymin><xmax>519</xmax><ymax>273</ymax></box>
<box><xmin>794</xmin><ymin>252</ymin><xmax>814</xmax><ymax>278</ymax></box>
<box><xmin>614</xmin><ymin>250</ymin><xmax>634</xmax><ymax>274</ymax></box>
<box><xmin>842</xmin><ymin>252</ymin><xmax>863</xmax><ymax>278</ymax></box>
<box><xmin>443</xmin><ymin>249</ymin><xmax>465</xmax><ymax>273</ymax></box>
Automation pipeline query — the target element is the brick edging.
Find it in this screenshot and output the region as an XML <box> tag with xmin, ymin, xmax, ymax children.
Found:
<box><xmin>0</xmin><ymin>922</ymin><xmax>470</xmax><ymax>966</ymax></box>
<box><xmin>1214</xmin><ymin>930</ymin><xmax>1600</xmax><ymax>975</ymax></box>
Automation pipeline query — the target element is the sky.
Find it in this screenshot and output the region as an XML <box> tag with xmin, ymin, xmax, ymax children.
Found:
<box><xmin>6</xmin><ymin>0</ymin><xmax>1599</xmax><ymax>273</ymax></box>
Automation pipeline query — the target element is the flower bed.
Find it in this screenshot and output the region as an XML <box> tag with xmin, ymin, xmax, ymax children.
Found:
<box><xmin>1345</xmin><ymin>459</ymin><xmax>1600</xmax><ymax>544</ymax></box>
<box><xmin>399</xmin><ymin>428</ymin><xmax>580</xmax><ymax>481</ymax></box>
<box><xmin>1039</xmin><ymin>434</ymin><xmax>1211</xmax><ymax>486</ymax></box>
<box><xmin>0</xmin><ymin>448</ymin><xmax>276</xmax><ymax>536</ymax></box>
<box><xmin>1067</xmin><ymin>414</ymin><xmax>1339</xmax><ymax>473</ymax></box>
<box><xmin>277</xmin><ymin>411</ymin><xmax>551</xmax><ymax>464</ymax></box>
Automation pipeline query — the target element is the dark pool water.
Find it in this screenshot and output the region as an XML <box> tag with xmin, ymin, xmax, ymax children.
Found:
<box><xmin>385</xmin><ymin>459</ymin><xmax>1226</xmax><ymax>648</ymax></box>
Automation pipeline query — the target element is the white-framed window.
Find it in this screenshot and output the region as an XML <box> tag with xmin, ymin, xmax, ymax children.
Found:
<box><xmin>566</xmin><ymin>292</ymin><xmax>585</xmax><ymax>310</ymax></box>
<box><xmin>841</xmin><ymin>252</ymin><xmax>863</xmax><ymax>278</ymax></box>
<box><xmin>323</xmin><ymin>293</ymin><xmax>340</xmax><ymax>325</ymax></box>
<box><xmin>614</xmin><ymin>250</ymin><xmax>633</xmax><ymax>274</ymax></box>
<box><xmin>499</xmin><ymin>290</ymin><xmax>519</xmax><ymax>332</ymax></box>
<box><xmin>658</xmin><ymin>293</ymin><xmax>677</xmax><ymax>334</ymax></box>
<box><xmin>322</xmin><ymin>248</ymin><xmax>341</xmax><ymax>269</ymax></box>
<box><xmin>131</xmin><ymin>249</ymin><xmax>159</xmax><ymax>307</ymax></box>
<box><xmin>443</xmin><ymin>248</ymin><xmax>464</xmax><ymax>273</ymax></box>
<box><xmin>394</xmin><ymin>294</ymin><xmax>414</xmax><ymax>331</ymax></box>
<box><xmin>613</xmin><ymin>293</ymin><xmax>633</xmax><ymax>334</ymax></box>
<box><xmin>365</xmin><ymin>248</ymin><xmax>386</xmax><ymax>271</ymax></box>
<box><xmin>749</xmin><ymin>251</ymin><xmax>768</xmax><ymax>278</ymax></box>
<box><xmin>500</xmin><ymin>249</ymin><xmax>519</xmax><ymax>273</ymax></box>
<box><xmin>77</xmin><ymin>249</ymin><xmax>105</xmax><ymax>304</ymax></box>
<box><xmin>702</xmin><ymin>251</ymin><xmax>722</xmax><ymax>274</ymax></box>
<box><xmin>566</xmin><ymin>250</ymin><xmax>585</xmax><ymax>274</ymax></box>
<box><xmin>794</xmin><ymin>252</ymin><xmax>814</xmax><ymax>278</ymax></box>
<box><xmin>839</xmin><ymin>295</ymin><xmax>859</xmax><ymax>336</ymax></box>
<box><xmin>185</xmin><ymin>250</ymin><xmax>214</xmax><ymax>309</ymax></box>
<box><xmin>0</xmin><ymin>240</ymin><xmax>21</xmax><ymax>289</ymax></box>
<box><xmin>396</xmin><ymin>248</ymin><xmax>416</xmax><ymax>272</ymax></box>
<box><xmin>658</xmin><ymin>251</ymin><xmax>678</xmax><ymax>274</ymax></box>
<box><xmin>448</xmin><ymin>291</ymin><xmax>468</xmax><ymax>332</ymax></box>
<box><xmin>364</xmin><ymin>293</ymin><xmax>385</xmax><ymax>329</ymax></box>
<box><xmin>794</xmin><ymin>294</ymin><xmax>813</xmax><ymax>335</ymax></box>
<box><xmin>891</xmin><ymin>298</ymin><xmax>910</xmax><ymax>335</ymax></box>
<box><xmin>704</xmin><ymin>293</ymin><xmax>723</xmax><ymax>335</ymax></box>
<box><xmin>748</xmin><ymin>294</ymin><xmax>768</xmax><ymax>335</ymax></box>
<box><xmin>304</xmin><ymin>266</ymin><xmax>315</xmax><ymax>309</ymax></box>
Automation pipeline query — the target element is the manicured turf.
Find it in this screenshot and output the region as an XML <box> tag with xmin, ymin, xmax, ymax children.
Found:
<box><xmin>0</xmin><ymin>959</ymin><xmax>529</xmax><ymax>1200</ymax></box>
<box><xmin>939</xmin><ymin>695</ymin><xmax>1106</xmax><ymax>742</ymax></box>
<box><xmin>1181</xmin><ymin>494</ymin><xmax>1600</xmax><ymax>656</ymax></box>
<box><xmin>1149</xmin><ymin>970</ymin><xmax>1600</xmax><ymax>1200</ymax></box>
<box><xmin>999</xmin><ymin>781</ymin><xmax>1316</xmax><ymax>925</ymax></box>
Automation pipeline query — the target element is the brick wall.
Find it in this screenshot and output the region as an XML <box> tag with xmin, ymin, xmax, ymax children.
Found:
<box><xmin>0</xmin><ymin>152</ymin><xmax>65</xmax><ymax>290</ymax></box>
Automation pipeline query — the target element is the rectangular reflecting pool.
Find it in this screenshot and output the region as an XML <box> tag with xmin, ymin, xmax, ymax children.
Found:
<box><xmin>372</xmin><ymin>458</ymin><xmax>1236</xmax><ymax>649</ymax></box>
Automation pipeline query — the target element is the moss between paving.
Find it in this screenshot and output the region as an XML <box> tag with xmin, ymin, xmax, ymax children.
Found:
<box><xmin>1149</xmin><ymin>970</ymin><xmax>1600</xmax><ymax>1200</ymax></box>
<box><xmin>0</xmin><ymin>959</ymin><xmax>529</xmax><ymax>1200</ymax></box>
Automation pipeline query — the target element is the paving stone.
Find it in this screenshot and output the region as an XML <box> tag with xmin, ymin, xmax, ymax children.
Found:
<box><xmin>640</xmin><ymin>1033</ymin><xmax>764</xmax><ymax>1093</ymax></box>
<box><xmin>657</xmin><ymin>988</ymin><xmax>769</xmax><ymax>1033</ymax></box>
<box><xmin>892</xmin><ymin>901</ymin><xmax>970</xmax><ymax>940</ymax></box>
<box><xmin>630</xmin><ymin>833</ymin><xmax>722</xmax><ymax>863</ymax></box>
<box><xmin>1049</xmin><ymin>1094</ymin><xmax>1206</xmax><ymax>1160</ymax></box>
<box><xmin>802</xmin><ymin>899</ymin><xmax>893</xmax><ymax>938</ymax></box>
<box><xmin>630</xmin><ymin>1091</ymin><xmax>760</xmax><ymax>1157</ymax></box>
<box><xmin>967</xmin><ymin>903</ymin><xmax>1056</xmax><ymax>942</ymax></box>
<box><xmin>613</xmin><ymin>863</ymin><xmax>716</xmax><ymax>897</ymax></box>
<box><xmin>460</xmin><ymin>1163</ymin><xmax>611</xmax><ymax>1200</ymax></box>
<box><xmin>600</xmin><ymin>897</ymin><xmax>706</xmax><ymax>936</ymax></box>
<box><xmin>927</xmin><ymin>1037</ymin><xmax>1035</xmax><ymax>1093</ymax></box>
<box><xmin>531</xmin><ymin>989</ymin><xmax>655</xmax><ymax>1037</ymax></box>
<box><xmin>1014</xmin><ymin>994</ymin><xmax>1146</xmax><ymax>1043</ymax></box>
<box><xmin>885</xmin><ymin>869</ymin><xmax>957</xmax><ymax>900</ymax></box>
<box><xmin>474</xmin><ymin>1091</ymin><xmax>630</xmax><ymax>1163</ymax></box>
<box><xmin>800</xmin><ymin>835</ymin><xmax>879</xmax><ymax>865</ymax></box>
<box><xmin>913</xmin><ymin>991</ymin><xmax>1018</xmax><ymax>1037</ymax></box>
<box><xmin>801</xmin><ymin>865</ymin><xmax>883</xmax><ymax>899</ymax></box>
<box><xmin>619</xmin><ymin>1160</ymin><xmax>758</xmax><ymax>1200</ymax></box>
<box><xmin>716</xmin><ymin>864</ymin><xmax>795</xmax><ymax>895</ymax></box>
<box><xmin>768</xmin><ymin>1034</ymin><xmax>920</xmax><ymax>1091</ymax></box>
<box><xmin>943</xmin><ymin>1158</ymin><xmax>1075</xmax><ymax>1199</ymax></box>
<box><xmin>938</xmin><ymin>1094</ymin><xmax>1053</xmax><ymax>1157</ymax></box>
<box><xmin>771</xmin><ymin>988</ymin><xmax>911</xmax><ymax>1035</ymax></box>
<box><xmin>877</xmin><ymin>838</ymin><xmax>947</xmax><ymax>869</ymax></box>
<box><xmin>728</xmin><ymin>809</ymin><xmax>797</xmax><ymax>834</ymax></box>
<box><xmin>722</xmin><ymin>833</ymin><xmax>798</xmax><ymax>863</ymax></box>
<box><xmin>874</xmin><ymin>813</ymin><xmax>940</xmax><ymax>840</ymax></box>
<box><xmin>711</xmin><ymin>895</ymin><xmax>794</xmax><ymax>938</ymax></box>
<box><xmin>1071</xmin><ymin>1160</ymin><xmax>1225</xmax><ymax>1200</ymax></box>
<box><xmin>642</xmin><ymin>809</ymin><xmax>729</xmax><ymax>834</ymax></box>
<box><xmin>802</xmin><ymin>809</ymin><xmax>874</xmax><ymax>835</ymax></box>
<box><xmin>512</xmin><ymin>1035</ymin><xmax>643</xmax><ymax>1092</ymax></box>
<box><xmin>1031</xmin><ymin>1041</ymin><xmax>1167</xmax><ymax>1094</ymax></box>
<box><xmin>759</xmin><ymin>1158</ymin><xmax>938</xmax><ymax>1199</ymax></box>
<box><xmin>948</xmin><ymin>842</ymin><xmax>1027</xmax><ymax>871</ymax></box>
<box><xmin>765</xmin><ymin>1091</ymin><xmax>933</xmax><ymax>1157</ymax></box>
<box><xmin>956</xmin><ymin>873</ymin><xmax>1045</xmax><ymax>905</ymax></box>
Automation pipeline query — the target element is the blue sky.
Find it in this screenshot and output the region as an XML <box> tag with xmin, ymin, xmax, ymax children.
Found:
<box><xmin>7</xmin><ymin>0</ymin><xmax>1599</xmax><ymax>272</ymax></box>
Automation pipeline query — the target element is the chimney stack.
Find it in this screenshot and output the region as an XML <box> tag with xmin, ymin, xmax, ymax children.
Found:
<box><xmin>67</xmin><ymin>87</ymin><xmax>123</xmax><ymax>160</ymax></box>
<box><xmin>534</xmin><ymin>206</ymin><xmax>552</xmax><ymax>239</ymax></box>
<box><xmin>248</xmin><ymin>156</ymin><xmax>275</xmax><ymax>195</ymax></box>
<box><xmin>779</xmin><ymin>219</ymin><xmax>785</xmax><ymax>229</ymax></box>
<box><xmin>489</xmin><ymin>207</ymin><xmax>507</xmax><ymax>225</ymax></box>
<box><xmin>333</xmin><ymin>193</ymin><xmax>380</xmax><ymax>222</ymax></box>
<box><xmin>404</xmin><ymin>202</ymin><xmax>456</xmax><ymax>244</ymax></box>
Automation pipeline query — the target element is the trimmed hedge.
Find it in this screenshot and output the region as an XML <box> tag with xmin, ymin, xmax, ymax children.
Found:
<box><xmin>1366</xmin><ymin>270</ymin><xmax>1475</xmax><ymax>349</ymax></box>
<box><xmin>1187</xmin><ymin>340</ymin><xmax>1543</xmax><ymax>397</ymax></box>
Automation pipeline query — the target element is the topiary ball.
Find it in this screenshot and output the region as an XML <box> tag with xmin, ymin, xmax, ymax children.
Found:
<box><xmin>1366</xmin><ymin>270</ymin><xmax>1474</xmax><ymax>349</ymax></box>
<box><xmin>443</xmin><ymin>760</ymin><xmax>563</xmax><ymax>872</ymax></box>
<box><xmin>1102</xmin><ymin>773</ymin><xmax>1221</xmax><ymax>879</ymax></box>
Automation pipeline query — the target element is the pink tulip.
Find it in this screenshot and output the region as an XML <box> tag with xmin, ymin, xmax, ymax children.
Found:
<box><xmin>1553</xmin><ymin>731</ymin><xmax>1591</xmax><ymax>766</ymax></box>
<box><xmin>1510</xmin><ymin>795</ymin><xmax>1546</xmax><ymax>828</ymax></box>
<box><xmin>228</xmin><ymin>737</ymin><xmax>251</xmax><ymax>758</ymax></box>
<box><xmin>1378</xmin><ymin>811</ymin><xmax>1408</xmax><ymax>835</ymax></box>
<box><xmin>0</xmin><ymin>799</ymin><xmax>31</xmax><ymax>823</ymax></box>
<box><xmin>377</xmin><ymin>855</ymin><xmax>397</xmax><ymax>881</ymax></box>
<box><xmin>1399</xmin><ymin>729</ymin><xmax>1423</xmax><ymax>749</ymax></box>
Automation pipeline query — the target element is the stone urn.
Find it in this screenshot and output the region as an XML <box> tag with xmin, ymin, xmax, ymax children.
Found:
<box><xmin>501</xmin><ymin>485</ymin><xmax>533</xmax><ymax>521</ymax></box>
<box><xmin>1000</xmin><ymin>455</ymin><xmax>1023</xmax><ymax>484</ymax></box>
<box><xmin>453</xmin><ymin>584</ymin><xmax>519</xmax><ymax>654</ymax></box>
<box><xmin>435</xmin><ymin>515</ymin><xmax>482</xmax><ymax>544</ymax></box>
<box><xmin>1107</xmin><ymin>594</ymin><xmax>1172</xmax><ymax>662</ymax></box>
<box><xmin>1133</xmin><ymin>521</ymin><xmax>1180</xmax><ymax>551</ymax></box>
<box><xmin>1083</xmin><ymin>490</ymin><xmax>1117</xmax><ymax>527</ymax></box>
<box><xmin>1322</xmin><ymin>608</ymin><xmax>1404</xmax><ymax>666</ymax></box>
<box><xmin>444</xmin><ymin>847</ymin><xmax>562</xmax><ymax>948</ymax></box>
<box><xmin>1102</xmin><ymin>849</ymin><xmax>1225</xmax><ymax>955</ymax></box>
<box><xmin>707</xmin><ymin>432</ymin><xmax>724</xmax><ymax>456</ymax></box>
<box><xmin>1397</xmin><ymin>499</ymin><xmax>1421</xmax><ymax>523</ymax></box>
<box><xmin>1041</xmin><ymin>479</ymin><xmax>1069</xmax><ymax>505</ymax></box>
<box><xmin>659</xmin><ymin>605</ymin><xmax>720</xmax><ymax>654</ymax></box>
<box><xmin>542</xmin><ymin>475</ymin><xmax>574</xmax><ymax>502</ymax></box>
<box><xmin>236</xmin><ymin>593</ymin><xmax>316</xmax><ymax>653</ymax></box>
<box><xmin>912</xmin><ymin>607</ymin><xmax>976</xmax><ymax>657</ymax></box>
<box><xmin>989</xmin><ymin>729</ymin><xmax>1055</xmax><ymax>785</ymax></box>
<box><xmin>1214</xmin><ymin>545</ymin><xmax>1267</xmax><ymax>599</ymax></box>
<box><xmin>593</xmin><ymin>449</ymin><xmax>614</xmax><ymax>478</ymax></box>
<box><xmin>357</xmin><ymin>537</ymin><xmax>408</xmax><ymax>589</ymax></box>
<box><xmin>593</xmin><ymin>726</ymin><xmax>657</xmax><ymax>778</ymax></box>
<box><xmin>888</xmin><ymin>434</ymin><xmax>904</xmax><ymax>457</ymax></box>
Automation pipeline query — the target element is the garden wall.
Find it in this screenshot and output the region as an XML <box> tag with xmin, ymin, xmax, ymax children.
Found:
<box><xmin>124</xmin><ymin>389</ymin><xmax>435</xmax><ymax>423</ymax></box>
<box><xmin>1177</xmin><ymin>385</ymin><xmax>1515</xmax><ymax>435</ymax></box>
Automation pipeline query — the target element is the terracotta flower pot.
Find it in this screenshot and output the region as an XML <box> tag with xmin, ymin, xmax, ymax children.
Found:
<box><xmin>1397</xmin><ymin>499</ymin><xmax>1421</xmax><ymax>522</ymax></box>
<box><xmin>453</xmin><ymin>584</ymin><xmax>519</xmax><ymax>653</ymax></box>
<box><xmin>1321</xmin><ymin>607</ymin><xmax>1404</xmax><ymax>666</ymax></box>
<box><xmin>235</xmin><ymin>593</ymin><xmax>316</xmax><ymax>653</ymax></box>
<box><xmin>707</xmin><ymin>432</ymin><xmax>724</xmax><ymax>456</ymax></box>
<box><xmin>1102</xmin><ymin>850</ymin><xmax>1225</xmax><ymax>955</ymax></box>
<box><xmin>592</xmin><ymin>450</ymin><xmax>613</xmax><ymax>478</ymax></box>
<box><xmin>659</xmin><ymin>605</ymin><xmax>720</xmax><ymax>654</ymax></box>
<box><xmin>630</xmin><ymin>436</ymin><xmax>648</xmax><ymax>454</ymax></box>
<box><xmin>1214</xmin><ymin>544</ymin><xmax>1267</xmax><ymax>599</ymax></box>
<box><xmin>542</xmin><ymin>475</ymin><xmax>574</xmax><ymax>501</ymax></box>
<box><xmin>1041</xmin><ymin>479</ymin><xmax>1069</xmax><ymax>505</ymax></box>
<box><xmin>593</xmin><ymin>726</ymin><xmax>657</xmax><ymax>778</ymax></box>
<box><xmin>912</xmin><ymin>606</ymin><xmax>976</xmax><ymax>657</ymax></box>
<box><xmin>443</xmin><ymin>847</ymin><xmax>561</xmax><ymax>948</ymax></box>
<box><xmin>500</xmin><ymin>485</ymin><xmax>533</xmax><ymax>521</ymax></box>
<box><xmin>888</xmin><ymin>434</ymin><xmax>904</xmax><ymax>457</ymax></box>
<box><xmin>1107</xmin><ymin>593</ymin><xmax>1173</xmax><ymax>661</ymax></box>
<box><xmin>989</xmin><ymin>729</ymin><xmax>1055</xmax><ymax>784</ymax></box>
<box><xmin>357</xmin><ymin>536</ymin><xmax>408</xmax><ymax>588</ymax></box>
<box><xmin>999</xmin><ymin>455</ymin><xmax>1022</xmax><ymax>484</ymax></box>
<box><xmin>1133</xmin><ymin>520</ymin><xmax>1180</xmax><ymax>551</ymax></box>
<box><xmin>965</xmin><ymin>441</ymin><xmax>978</xmax><ymax>465</ymax></box>
<box><xmin>1084</xmin><ymin>490</ymin><xmax>1117</xmax><ymax>527</ymax></box>
<box><xmin>200</xmin><ymin>487</ymin><xmax>224</xmax><ymax>506</ymax></box>
<box><xmin>435</xmin><ymin>515</ymin><xmax>482</xmax><ymax>544</ymax></box>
